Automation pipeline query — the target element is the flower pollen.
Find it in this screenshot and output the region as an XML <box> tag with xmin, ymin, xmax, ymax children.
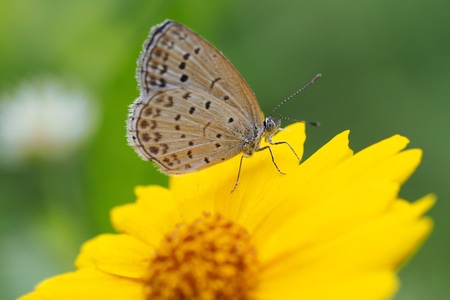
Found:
<box><xmin>144</xmin><ymin>213</ymin><xmax>259</xmax><ymax>300</ymax></box>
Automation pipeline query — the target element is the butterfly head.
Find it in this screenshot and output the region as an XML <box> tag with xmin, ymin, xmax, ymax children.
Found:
<box><xmin>263</xmin><ymin>116</ymin><xmax>282</xmax><ymax>141</ymax></box>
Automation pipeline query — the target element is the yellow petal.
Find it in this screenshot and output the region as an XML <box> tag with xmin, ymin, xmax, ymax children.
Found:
<box><xmin>293</xmin><ymin>135</ymin><xmax>411</xmax><ymax>208</ymax></box>
<box><xmin>111</xmin><ymin>185</ymin><xmax>182</xmax><ymax>246</ymax></box>
<box><xmin>246</xmin><ymin>130</ymin><xmax>354</xmax><ymax>241</ymax></box>
<box><xmin>256</xmin><ymin>271</ymin><xmax>397</xmax><ymax>300</ymax></box>
<box><xmin>358</xmin><ymin>148</ymin><xmax>422</xmax><ymax>185</ymax></box>
<box><xmin>75</xmin><ymin>234</ymin><xmax>153</xmax><ymax>278</ymax></box>
<box><xmin>169</xmin><ymin>123</ymin><xmax>308</xmax><ymax>226</ymax></box>
<box><xmin>19</xmin><ymin>268</ymin><xmax>142</xmax><ymax>300</ymax></box>
<box><xmin>260</xmin><ymin>195</ymin><xmax>434</xmax><ymax>282</ymax></box>
<box><xmin>257</xmin><ymin>181</ymin><xmax>401</xmax><ymax>262</ymax></box>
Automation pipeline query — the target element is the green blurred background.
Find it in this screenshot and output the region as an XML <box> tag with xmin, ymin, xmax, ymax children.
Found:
<box><xmin>0</xmin><ymin>0</ymin><xmax>448</xmax><ymax>298</ymax></box>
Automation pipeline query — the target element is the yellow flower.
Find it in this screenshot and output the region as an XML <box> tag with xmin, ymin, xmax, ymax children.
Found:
<box><xmin>21</xmin><ymin>123</ymin><xmax>434</xmax><ymax>300</ymax></box>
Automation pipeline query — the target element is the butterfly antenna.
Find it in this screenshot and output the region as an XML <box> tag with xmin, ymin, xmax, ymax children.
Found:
<box><xmin>270</xmin><ymin>73</ymin><xmax>322</xmax><ymax>115</ymax></box>
<box><xmin>278</xmin><ymin>115</ymin><xmax>320</xmax><ymax>127</ymax></box>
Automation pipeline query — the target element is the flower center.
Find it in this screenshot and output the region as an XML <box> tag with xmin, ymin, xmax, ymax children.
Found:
<box><xmin>143</xmin><ymin>213</ymin><xmax>259</xmax><ymax>300</ymax></box>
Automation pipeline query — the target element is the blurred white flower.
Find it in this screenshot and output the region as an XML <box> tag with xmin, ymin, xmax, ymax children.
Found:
<box><xmin>0</xmin><ymin>77</ymin><xmax>99</xmax><ymax>164</ymax></box>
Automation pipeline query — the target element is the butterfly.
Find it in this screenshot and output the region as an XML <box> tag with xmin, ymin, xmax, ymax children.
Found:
<box><xmin>127</xmin><ymin>20</ymin><xmax>320</xmax><ymax>191</ymax></box>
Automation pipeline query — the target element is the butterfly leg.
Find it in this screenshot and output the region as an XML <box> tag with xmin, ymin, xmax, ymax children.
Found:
<box><xmin>256</xmin><ymin>145</ymin><xmax>286</xmax><ymax>175</ymax></box>
<box><xmin>231</xmin><ymin>155</ymin><xmax>245</xmax><ymax>193</ymax></box>
<box><xmin>268</xmin><ymin>140</ymin><xmax>301</xmax><ymax>164</ymax></box>
<box><xmin>232</xmin><ymin>143</ymin><xmax>291</xmax><ymax>192</ymax></box>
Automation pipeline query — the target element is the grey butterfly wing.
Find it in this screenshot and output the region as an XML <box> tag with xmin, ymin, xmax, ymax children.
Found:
<box><xmin>127</xmin><ymin>87</ymin><xmax>257</xmax><ymax>174</ymax></box>
<box><xmin>137</xmin><ymin>20</ymin><xmax>263</xmax><ymax>127</ymax></box>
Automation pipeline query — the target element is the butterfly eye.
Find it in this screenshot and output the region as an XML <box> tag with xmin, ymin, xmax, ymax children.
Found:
<box><xmin>263</xmin><ymin>117</ymin><xmax>277</xmax><ymax>133</ymax></box>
